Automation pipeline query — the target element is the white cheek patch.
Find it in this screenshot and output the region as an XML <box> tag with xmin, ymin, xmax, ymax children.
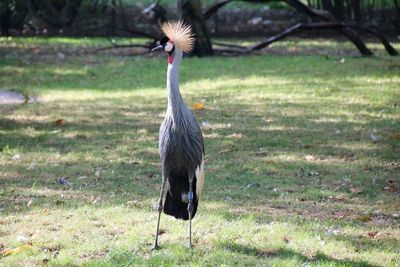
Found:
<box><xmin>164</xmin><ymin>42</ymin><xmax>173</xmax><ymax>52</ymax></box>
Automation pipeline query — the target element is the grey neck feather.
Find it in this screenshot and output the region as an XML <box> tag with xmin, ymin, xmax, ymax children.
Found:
<box><xmin>166</xmin><ymin>48</ymin><xmax>189</xmax><ymax>125</ymax></box>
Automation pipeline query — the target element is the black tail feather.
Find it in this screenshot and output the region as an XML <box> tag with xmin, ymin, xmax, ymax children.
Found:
<box><xmin>164</xmin><ymin>191</ymin><xmax>198</xmax><ymax>220</ymax></box>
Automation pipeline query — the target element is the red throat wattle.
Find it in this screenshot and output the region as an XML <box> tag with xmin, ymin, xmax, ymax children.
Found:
<box><xmin>167</xmin><ymin>40</ymin><xmax>174</xmax><ymax>64</ymax></box>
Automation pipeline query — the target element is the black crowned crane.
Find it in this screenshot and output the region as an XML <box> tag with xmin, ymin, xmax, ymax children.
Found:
<box><xmin>150</xmin><ymin>21</ymin><xmax>205</xmax><ymax>249</ymax></box>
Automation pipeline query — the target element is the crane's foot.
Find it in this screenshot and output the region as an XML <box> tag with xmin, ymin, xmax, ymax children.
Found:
<box><xmin>151</xmin><ymin>244</ymin><xmax>160</xmax><ymax>251</ymax></box>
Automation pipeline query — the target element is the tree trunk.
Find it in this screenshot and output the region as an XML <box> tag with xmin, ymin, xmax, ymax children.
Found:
<box><xmin>333</xmin><ymin>0</ymin><xmax>344</xmax><ymax>20</ymax></box>
<box><xmin>0</xmin><ymin>0</ymin><xmax>11</xmax><ymax>36</ymax></box>
<box><xmin>321</xmin><ymin>0</ymin><xmax>333</xmax><ymax>14</ymax></box>
<box><xmin>111</xmin><ymin>0</ymin><xmax>116</xmax><ymax>35</ymax></box>
<box><xmin>180</xmin><ymin>0</ymin><xmax>213</xmax><ymax>56</ymax></box>
<box><xmin>351</xmin><ymin>0</ymin><xmax>361</xmax><ymax>22</ymax></box>
<box><xmin>395</xmin><ymin>0</ymin><xmax>400</xmax><ymax>16</ymax></box>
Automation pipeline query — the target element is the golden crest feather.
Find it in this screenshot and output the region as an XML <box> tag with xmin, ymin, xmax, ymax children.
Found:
<box><xmin>160</xmin><ymin>21</ymin><xmax>195</xmax><ymax>53</ymax></box>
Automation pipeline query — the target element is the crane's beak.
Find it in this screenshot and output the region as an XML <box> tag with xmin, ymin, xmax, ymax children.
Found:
<box><xmin>151</xmin><ymin>45</ymin><xmax>163</xmax><ymax>52</ymax></box>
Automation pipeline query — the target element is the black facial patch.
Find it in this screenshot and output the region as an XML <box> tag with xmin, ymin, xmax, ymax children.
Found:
<box><xmin>159</xmin><ymin>35</ymin><xmax>175</xmax><ymax>54</ymax></box>
<box><xmin>159</xmin><ymin>36</ymin><xmax>169</xmax><ymax>46</ymax></box>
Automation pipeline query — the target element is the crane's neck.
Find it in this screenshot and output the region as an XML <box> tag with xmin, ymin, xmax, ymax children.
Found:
<box><xmin>166</xmin><ymin>49</ymin><xmax>187</xmax><ymax>121</ymax></box>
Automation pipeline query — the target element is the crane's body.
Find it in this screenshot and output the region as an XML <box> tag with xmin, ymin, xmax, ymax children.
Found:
<box><xmin>160</xmin><ymin>49</ymin><xmax>205</xmax><ymax>220</ymax></box>
<box><xmin>151</xmin><ymin>21</ymin><xmax>204</xmax><ymax>249</ymax></box>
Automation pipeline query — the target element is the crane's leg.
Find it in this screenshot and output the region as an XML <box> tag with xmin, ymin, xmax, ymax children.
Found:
<box><xmin>187</xmin><ymin>171</ymin><xmax>194</xmax><ymax>248</ymax></box>
<box><xmin>152</xmin><ymin>175</ymin><xmax>167</xmax><ymax>251</ymax></box>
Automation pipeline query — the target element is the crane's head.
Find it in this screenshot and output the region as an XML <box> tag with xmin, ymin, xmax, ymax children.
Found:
<box><xmin>151</xmin><ymin>21</ymin><xmax>194</xmax><ymax>64</ymax></box>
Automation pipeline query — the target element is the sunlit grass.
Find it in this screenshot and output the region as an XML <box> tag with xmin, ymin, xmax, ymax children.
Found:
<box><xmin>0</xmin><ymin>38</ymin><xmax>399</xmax><ymax>266</ymax></box>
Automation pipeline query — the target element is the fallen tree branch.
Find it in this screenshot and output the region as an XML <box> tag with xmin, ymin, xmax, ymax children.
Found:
<box><xmin>212</xmin><ymin>22</ymin><xmax>398</xmax><ymax>56</ymax></box>
<box><xmin>249</xmin><ymin>22</ymin><xmax>344</xmax><ymax>51</ymax></box>
<box><xmin>203</xmin><ymin>0</ymin><xmax>399</xmax><ymax>56</ymax></box>
<box><xmin>205</xmin><ymin>0</ymin><xmax>339</xmax><ymax>20</ymax></box>
<box><xmin>211</xmin><ymin>22</ymin><xmax>347</xmax><ymax>54</ymax></box>
<box><xmin>348</xmin><ymin>25</ymin><xmax>398</xmax><ymax>56</ymax></box>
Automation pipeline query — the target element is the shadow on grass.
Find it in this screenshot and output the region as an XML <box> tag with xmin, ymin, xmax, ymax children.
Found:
<box><xmin>335</xmin><ymin>234</ymin><xmax>400</xmax><ymax>255</ymax></box>
<box><xmin>0</xmin><ymin>55</ymin><xmax>398</xmax><ymax>225</ymax></box>
<box><xmin>217</xmin><ymin>240</ymin><xmax>377</xmax><ymax>267</ymax></box>
<box><xmin>79</xmin><ymin>240</ymin><xmax>378</xmax><ymax>266</ymax></box>
<box><xmin>0</xmin><ymin>91</ymin><xmax>398</xmax><ymax>215</ymax></box>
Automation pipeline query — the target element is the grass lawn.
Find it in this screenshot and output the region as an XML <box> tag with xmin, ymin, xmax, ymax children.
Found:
<box><xmin>0</xmin><ymin>38</ymin><xmax>399</xmax><ymax>266</ymax></box>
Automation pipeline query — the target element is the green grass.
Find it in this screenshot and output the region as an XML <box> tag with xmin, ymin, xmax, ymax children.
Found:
<box><xmin>0</xmin><ymin>38</ymin><xmax>399</xmax><ymax>266</ymax></box>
